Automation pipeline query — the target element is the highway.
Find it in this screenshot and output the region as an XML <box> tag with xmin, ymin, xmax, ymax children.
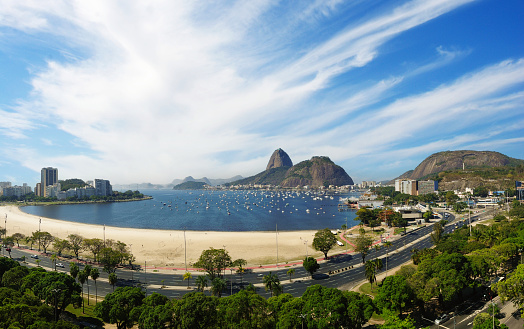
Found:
<box><xmin>4</xmin><ymin>210</ymin><xmax>482</xmax><ymax>300</ymax></box>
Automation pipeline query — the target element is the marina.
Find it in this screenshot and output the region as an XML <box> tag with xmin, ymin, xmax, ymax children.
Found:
<box><xmin>21</xmin><ymin>189</ymin><xmax>361</xmax><ymax>231</ymax></box>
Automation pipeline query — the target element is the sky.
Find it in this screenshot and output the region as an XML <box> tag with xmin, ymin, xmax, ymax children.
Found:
<box><xmin>1</xmin><ymin>0</ymin><xmax>523</xmax><ymax>186</ymax></box>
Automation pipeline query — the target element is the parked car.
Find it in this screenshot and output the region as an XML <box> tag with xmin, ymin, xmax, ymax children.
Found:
<box><xmin>56</xmin><ymin>263</ymin><xmax>65</xmax><ymax>268</ymax></box>
<box><xmin>30</xmin><ymin>254</ymin><xmax>39</xmax><ymax>259</ymax></box>
<box><xmin>435</xmin><ymin>313</ymin><xmax>450</xmax><ymax>325</ymax></box>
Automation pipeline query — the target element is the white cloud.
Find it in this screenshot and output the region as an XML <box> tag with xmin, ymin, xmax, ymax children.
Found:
<box><xmin>3</xmin><ymin>0</ymin><xmax>523</xmax><ymax>184</ymax></box>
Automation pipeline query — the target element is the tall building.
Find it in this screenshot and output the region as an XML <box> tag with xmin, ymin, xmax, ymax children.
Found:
<box><xmin>395</xmin><ymin>179</ymin><xmax>418</xmax><ymax>195</ymax></box>
<box><xmin>95</xmin><ymin>179</ymin><xmax>112</xmax><ymax>196</ymax></box>
<box><xmin>418</xmin><ymin>180</ymin><xmax>438</xmax><ymax>195</ymax></box>
<box><xmin>41</xmin><ymin>167</ymin><xmax>58</xmax><ymax>197</ymax></box>
<box><xmin>517</xmin><ymin>181</ymin><xmax>524</xmax><ymax>201</ymax></box>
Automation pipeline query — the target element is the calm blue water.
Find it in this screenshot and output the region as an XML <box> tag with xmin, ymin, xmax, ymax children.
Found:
<box><xmin>21</xmin><ymin>189</ymin><xmax>359</xmax><ymax>231</ymax></box>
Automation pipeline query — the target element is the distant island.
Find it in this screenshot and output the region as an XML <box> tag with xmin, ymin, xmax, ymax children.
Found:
<box><xmin>172</xmin><ymin>181</ymin><xmax>209</xmax><ymax>190</ymax></box>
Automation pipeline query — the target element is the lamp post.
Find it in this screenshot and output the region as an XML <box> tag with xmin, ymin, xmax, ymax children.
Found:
<box><xmin>304</xmin><ymin>240</ymin><xmax>308</xmax><ymax>259</ymax></box>
<box><xmin>276</xmin><ymin>223</ymin><xmax>279</xmax><ymax>268</ymax></box>
<box><xmin>184</xmin><ymin>228</ymin><xmax>187</xmax><ymax>272</ymax></box>
<box><xmin>230</xmin><ymin>268</ymin><xmax>233</xmax><ymax>295</ymax></box>
<box><xmin>38</xmin><ymin>218</ymin><xmax>41</xmax><ymax>252</ymax></box>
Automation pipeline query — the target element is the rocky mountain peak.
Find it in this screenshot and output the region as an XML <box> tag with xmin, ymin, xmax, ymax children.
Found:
<box><xmin>266</xmin><ymin>148</ymin><xmax>293</xmax><ymax>171</ymax></box>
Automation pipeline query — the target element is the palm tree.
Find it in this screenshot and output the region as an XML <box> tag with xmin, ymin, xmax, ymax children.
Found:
<box><xmin>91</xmin><ymin>267</ymin><xmax>99</xmax><ymax>304</ymax></box>
<box><xmin>84</xmin><ymin>265</ymin><xmax>92</xmax><ymax>305</ymax></box>
<box><xmin>108</xmin><ymin>273</ymin><xmax>117</xmax><ymax>291</ymax></box>
<box><xmin>25</xmin><ymin>236</ymin><xmax>35</xmax><ymax>250</ymax></box>
<box><xmin>365</xmin><ymin>258</ymin><xmax>384</xmax><ymax>290</ymax></box>
<box><xmin>384</xmin><ymin>241</ymin><xmax>392</xmax><ymax>277</ymax></box>
<box><xmin>77</xmin><ymin>270</ymin><xmax>88</xmax><ymax>313</ymax></box>
<box><xmin>211</xmin><ymin>277</ymin><xmax>226</xmax><ymax>297</ymax></box>
<box><xmin>263</xmin><ymin>272</ymin><xmax>282</xmax><ymax>297</ymax></box>
<box><xmin>287</xmin><ymin>268</ymin><xmax>295</xmax><ymax>282</ymax></box>
<box><xmin>50</xmin><ymin>254</ymin><xmax>58</xmax><ymax>270</ymax></box>
<box><xmin>69</xmin><ymin>262</ymin><xmax>79</xmax><ymax>281</ymax></box>
<box><xmin>183</xmin><ymin>272</ymin><xmax>192</xmax><ymax>289</ymax></box>
<box><xmin>365</xmin><ymin>260</ymin><xmax>377</xmax><ymax>288</ymax></box>
<box><xmin>196</xmin><ymin>275</ymin><xmax>208</xmax><ymax>292</ymax></box>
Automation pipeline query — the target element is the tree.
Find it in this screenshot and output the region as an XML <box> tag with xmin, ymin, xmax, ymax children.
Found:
<box><xmin>430</xmin><ymin>221</ymin><xmax>444</xmax><ymax>246</ymax></box>
<box><xmin>84</xmin><ymin>265</ymin><xmax>92</xmax><ymax>305</ymax></box>
<box><xmin>21</xmin><ymin>270</ymin><xmax>82</xmax><ymax>319</ymax></box>
<box><xmin>263</xmin><ymin>272</ymin><xmax>282</xmax><ymax>297</ymax></box>
<box><xmin>11</xmin><ymin>233</ymin><xmax>25</xmax><ymax>247</ymax></box>
<box><xmin>379</xmin><ymin>310</ymin><xmax>418</xmax><ymax>329</ymax></box>
<box><xmin>195</xmin><ymin>275</ymin><xmax>208</xmax><ymax>292</ymax></box>
<box><xmin>365</xmin><ymin>258</ymin><xmax>383</xmax><ymax>290</ymax></box>
<box><xmin>52</xmin><ymin>238</ymin><xmax>70</xmax><ymax>257</ymax></box>
<box><xmin>94</xmin><ymin>287</ymin><xmax>145</xmax><ymax>329</ymax></box>
<box><xmin>211</xmin><ymin>277</ymin><xmax>227</xmax><ymax>297</ymax></box>
<box><xmin>492</xmin><ymin>264</ymin><xmax>524</xmax><ymax>313</ymax></box>
<box><xmin>67</xmin><ymin>234</ymin><xmax>84</xmax><ymax>259</ymax></box>
<box><xmin>99</xmin><ymin>247</ymin><xmax>122</xmax><ymax>274</ymax></box>
<box><xmin>472</xmin><ymin>312</ymin><xmax>508</xmax><ymax>329</ymax></box>
<box><xmin>287</xmin><ymin>268</ymin><xmax>295</xmax><ymax>282</ymax></box>
<box><xmin>69</xmin><ymin>262</ymin><xmax>79</xmax><ymax>281</ymax></box>
<box><xmin>77</xmin><ymin>270</ymin><xmax>88</xmax><ymax>313</ymax></box>
<box><xmin>303</xmin><ymin>256</ymin><xmax>320</xmax><ymax>277</ymax></box>
<box><xmin>356</xmin><ymin>208</ymin><xmax>374</xmax><ymax>225</ymax></box>
<box><xmin>355</xmin><ymin>233</ymin><xmax>373</xmax><ymax>264</ymax></box>
<box><xmin>219</xmin><ymin>289</ymin><xmax>272</xmax><ymax>328</ymax></box>
<box><xmin>83</xmin><ymin>238</ymin><xmax>104</xmax><ymax>262</ymax></box>
<box><xmin>183</xmin><ymin>271</ymin><xmax>192</xmax><ymax>289</ymax></box>
<box><xmin>375</xmin><ymin>275</ymin><xmax>413</xmax><ymax>315</ymax></box>
<box><xmin>172</xmin><ymin>292</ymin><xmax>219</xmax><ymax>329</ymax></box>
<box><xmin>312</xmin><ymin>228</ymin><xmax>338</xmax><ymax>259</ymax></box>
<box><xmin>108</xmin><ymin>273</ymin><xmax>117</xmax><ymax>291</ymax></box>
<box><xmin>34</xmin><ymin>231</ymin><xmax>54</xmax><ymax>253</ymax></box>
<box><xmin>25</xmin><ymin>235</ymin><xmax>35</xmax><ymax>250</ymax></box>
<box><xmin>50</xmin><ymin>254</ymin><xmax>58</xmax><ymax>270</ymax></box>
<box><xmin>91</xmin><ymin>267</ymin><xmax>100</xmax><ymax>304</ymax></box>
<box><xmin>193</xmin><ymin>248</ymin><xmax>232</xmax><ymax>280</ymax></box>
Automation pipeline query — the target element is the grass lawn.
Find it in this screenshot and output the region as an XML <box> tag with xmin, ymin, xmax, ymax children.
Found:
<box><xmin>65</xmin><ymin>296</ymin><xmax>104</xmax><ymax>327</ymax></box>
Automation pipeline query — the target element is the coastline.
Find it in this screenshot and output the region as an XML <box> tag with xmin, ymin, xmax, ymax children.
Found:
<box><xmin>1</xmin><ymin>205</ymin><xmax>322</xmax><ymax>267</ymax></box>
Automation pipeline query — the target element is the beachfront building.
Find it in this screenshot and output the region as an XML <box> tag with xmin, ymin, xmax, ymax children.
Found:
<box><xmin>0</xmin><ymin>182</ymin><xmax>11</xmax><ymax>196</ymax></box>
<box><xmin>57</xmin><ymin>186</ymin><xmax>97</xmax><ymax>201</ymax></box>
<box><xmin>95</xmin><ymin>179</ymin><xmax>113</xmax><ymax>196</ymax></box>
<box><xmin>45</xmin><ymin>183</ymin><xmax>61</xmax><ymax>198</ymax></box>
<box><xmin>1</xmin><ymin>183</ymin><xmax>32</xmax><ymax>198</ymax></box>
<box><xmin>41</xmin><ymin>167</ymin><xmax>58</xmax><ymax>197</ymax></box>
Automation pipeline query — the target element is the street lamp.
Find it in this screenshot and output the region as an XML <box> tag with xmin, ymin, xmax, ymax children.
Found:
<box><xmin>304</xmin><ymin>240</ymin><xmax>308</xmax><ymax>259</ymax></box>
<box><xmin>38</xmin><ymin>218</ymin><xmax>41</xmax><ymax>252</ymax></box>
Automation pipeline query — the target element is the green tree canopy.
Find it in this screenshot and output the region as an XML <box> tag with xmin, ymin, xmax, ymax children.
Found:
<box><xmin>312</xmin><ymin>228</ymin><xmax>338</xmax><ymax>259</ymax></box>
<box><xmin>94</xmin><ymin>287</ymin><xmax>145</xmax><ymax>329</ymax></box>
<box><xmin>193</xmin><ymin>248</ymin><xmax>232</xmax><ymax>280</ymax></box>
<box><xmin>302</xmin><ymin>257</ymin><xmax>320</xmax><ymax>277</ymax></box>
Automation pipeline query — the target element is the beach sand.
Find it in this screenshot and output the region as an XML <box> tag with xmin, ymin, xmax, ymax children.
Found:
<box><xmin>1</xmin><ymin>205</ymin><xmax>331</xmax><ymax>268</ymax></box>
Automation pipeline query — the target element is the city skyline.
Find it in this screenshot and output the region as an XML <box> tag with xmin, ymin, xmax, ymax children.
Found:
<box><xmin>1</xmin><ymin>0</ymin><xmax>523</xmax><ymax>185</ymax></box>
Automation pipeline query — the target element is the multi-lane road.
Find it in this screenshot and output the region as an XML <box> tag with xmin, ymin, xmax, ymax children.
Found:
<box><xmin>5</xmin><ymin>210</ymin><xmax>470</xmax><ymax>300</ymax></box>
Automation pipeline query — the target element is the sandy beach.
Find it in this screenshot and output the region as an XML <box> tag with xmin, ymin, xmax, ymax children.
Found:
<box><xmin>1</xmin><ymin>205</ymin><xmax>335</xmax><ymax>268</ymax></box>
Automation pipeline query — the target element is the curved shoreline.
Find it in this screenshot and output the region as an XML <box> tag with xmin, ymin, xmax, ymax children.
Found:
<box><xmin>1</xmin><ymin>205</ymin><xmax>324</xmax><ymax>267</ymax></box>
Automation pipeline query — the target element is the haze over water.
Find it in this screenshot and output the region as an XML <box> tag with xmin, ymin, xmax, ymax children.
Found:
<box><xmin>21</xmin><ymin>190</ymin><xmax>360</xmax><ymax>232</ymax></box>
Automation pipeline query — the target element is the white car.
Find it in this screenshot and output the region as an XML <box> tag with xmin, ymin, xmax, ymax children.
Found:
<box><xmin>56</xmin><ymin>263</ymin><xmax>65</xmax><ymax>268</ymax></box>
<box><xmin>30</xmin><ymin>254</ymin><xmax>39</xmax><ymax>259</ymax></box>
<box><xmin>435</xmin><ymin>313</ymin><xmax>450</xmax><ymax>325</ymax></box>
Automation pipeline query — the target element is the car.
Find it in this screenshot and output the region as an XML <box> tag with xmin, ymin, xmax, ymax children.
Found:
<box><xmin>56</xmin><ymin>263</ymin><xmax>65</xmax><ymax>268</ymax></box>
<box><xmin>435</xmin><ymin>313</ymin><xmax>450</xmax><ymax>325</ymax></box>
<box><xmin>30</xmin><ymin>254</ymin><xmax>39</xmax><ymax>259</ymax></box>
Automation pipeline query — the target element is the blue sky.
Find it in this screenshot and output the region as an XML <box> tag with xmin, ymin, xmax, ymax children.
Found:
<box><xmin>1</xmin><ymin>0</ymin><xmax>523</xmax><ymax>186</ymax></box>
